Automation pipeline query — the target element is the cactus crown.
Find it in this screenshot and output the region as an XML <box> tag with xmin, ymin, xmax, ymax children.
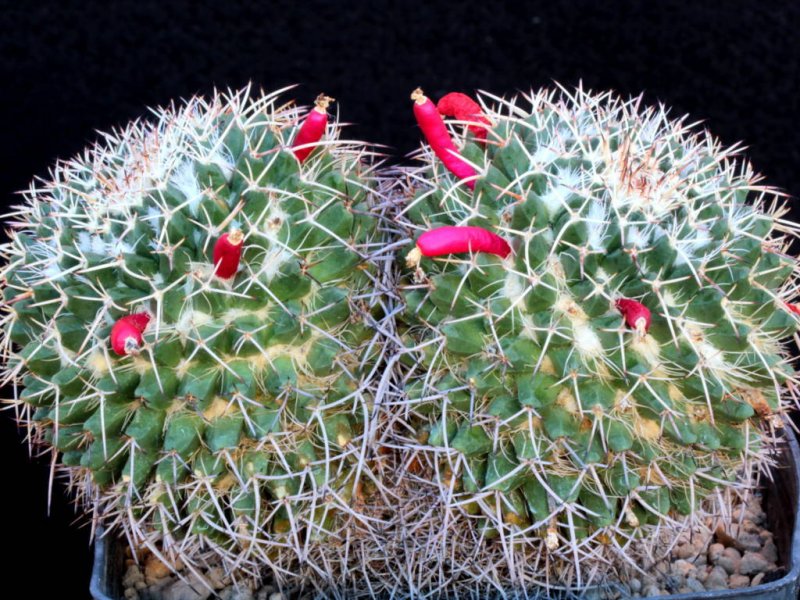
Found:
<box><xmin>0</xmin><ymin>85</ymin><xmax>390</xmax><ymax>584</ymax></box>
<box><xmin>394</xmin><ymin>85</ymin><xmax>799</xmax><ymax>592</ymax></box>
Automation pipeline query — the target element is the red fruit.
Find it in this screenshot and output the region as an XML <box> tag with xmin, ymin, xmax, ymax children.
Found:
<box><xmin>616</xmin><ymin>298</ymin><xmax>651</xmax><ymax>334</ymax></box>
<box><xmin>111</xmin><ymin>313</ymin><xmax>150</xmax><ymax>356</ymax></box>
<box><xmin>411</xmin><ymin>88</ymin><xmax>478</xmax><ymax>189</ymax></box>
<box><xmin>213</xmin><ymin>230</ymin><xmax>244</xmax><ymax>279</ymax></box>
<box><xmin>126</xmin><ymin>312</ymin><xmax>151</xmax><ymax>331</ymax></box>
<box><xmin>784</xmin><ymin>301</ymin><xmax>800</xmax><ymax>315</ymax></box>
<box><xmin>407</xmin><ymin>226</ymin><xmax>511</xmax><ymax>266</ymax></box>
<box><xmin>293</xmin><ymin>94</ymin><xmax>333</xmax><ymax>163</ymax></box>
<box><xmin>437</xmin><ymin>92</ymin><xmax>490</xmax><ymax>142</ymax></box>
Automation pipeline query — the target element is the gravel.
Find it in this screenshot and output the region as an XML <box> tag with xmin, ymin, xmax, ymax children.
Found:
<box><xmin>729</xmin><ymin>574</ymin><xmax>751</xmax><ymax>588</ymax></box>
<box><xmin>740</xmin><ymin>551</ymin><xmax>771</xmax><ymax>576</ymax></box>
<box><xmin>707</xmin><ymin>542</ymin><xmax>725</xmax><ymax>563</ymax></box>
<box><xmin>618</xmin><ymin>493</ymin><xmax>783</xmax><ymax>596</ymax></box>
<box><xmin>717</xmin><ymin>547</ymin><xmax>741</xmax><ymax>574</ymax></box>
<box><xmin>705</xmin><ymin>566</ymin><xmax>730</xmax><ymax>590</ymax></box>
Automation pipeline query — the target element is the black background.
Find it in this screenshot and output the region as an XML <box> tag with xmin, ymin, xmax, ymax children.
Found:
<box><xmin>0</xmin><ymin>1</ymin><xmax>798</xmax><ymax>597</ymax></box>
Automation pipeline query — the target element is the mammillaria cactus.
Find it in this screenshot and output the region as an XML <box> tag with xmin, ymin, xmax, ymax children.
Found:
<box><xmin>2</xmin><ymin>79</ymin><xmax>798</xmax><ymax>598</ymax></box>
<box><xmin>0</xmin><ymin>85</ymin><xmax>392</xmax><ymax>588</ymax></box>
<box><xmin>392</xmin><ymin>86</ymin><xmax>799</xmax><ymax>593</ymax></box>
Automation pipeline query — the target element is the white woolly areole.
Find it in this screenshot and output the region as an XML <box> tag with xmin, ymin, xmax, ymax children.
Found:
<box><xmin>170</xmin><ymin>161</ymin><xmax>204</xmax><ymax>215</ymax></box>
<box><xmin>540</xmin><ymin>183</ymin><xmax>571</xmax><ymax>218</ymax></box>
<box><xmin>661</xmin><ymin>288</ymin><xmax>680</xmax><ymax>307</ymax></box>
<box><xmin>626</xmin><ymin>225</ymin><xmax>652</xmax><ymax>249</ymax></box>
<box><xmin>531</xmin><ymin>145</ymin><xmax>559</xmax><ymax>166</ymax></box>
<box><xmin>586</xmin><ymin>202</ymin><xmax>609</xmax><ymax>250</ymax></box>
<box><xmin>594</xmin><ymin>267</ymin><xmax>610</xmax><ymax>283</ymax></box>
<box><xmin>695</xmin><ymin>339</ymin><xmax>728</xmax><ymax>372</ymax></box>
<box><xmin>254</xmin><ymin>247</ymin><xmax>294</xmax><ymax>282</ymax></box>
<box><xmin>572</xmin><ymin>322</ymin><xmax>603</xmax><ymax>359</ymax></box>
<box><xmin>630</xmin><ymin>334</ymin><xmax>661</xmax><ymax>368</ymax></box>
<box><xmin>503</xmin><ymin>272</ymin><xmax>528</xmax><ymax>301</ymax></box>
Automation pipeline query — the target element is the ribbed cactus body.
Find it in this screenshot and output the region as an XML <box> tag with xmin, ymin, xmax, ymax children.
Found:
<box><xmin>395</xmin><ymin>88</ymin><xmax>798</xmax><ymax>588</ymax></box>
<box><xmin>1</xmin><ymin>87</ymin><xmax>385</xmax><ymax>577</ymax></box>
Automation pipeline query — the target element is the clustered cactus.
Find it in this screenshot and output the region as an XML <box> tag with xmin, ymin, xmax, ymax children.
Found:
<box><xmin>1</xmin><ymin>83</ymin><xmax>797</xmax><ymax>598</ymax></box>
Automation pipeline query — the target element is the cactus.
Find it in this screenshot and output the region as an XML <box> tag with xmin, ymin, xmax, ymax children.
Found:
<box><xmin>0</xmin><ymin>85</ymin><xmax>392</xmax><ymax>586</ymax></box>
<box><xmin>392</xmin><ymin>86</ymin><xmax>800</xmax><ymax>593</ymax></box>
<box><xmin>3</xmin><ymin>80</ymin><xmax>798</xmax><ymax>598</ymax></box>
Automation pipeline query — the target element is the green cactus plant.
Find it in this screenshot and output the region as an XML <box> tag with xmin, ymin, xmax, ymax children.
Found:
<box><xmin>2</xmin><ymin>81</ymin><xmax>797</xmax><ymax>598</ymax></box>
<box><xmin>392</xmin><ymin>86</ymin><xmax>799</xmax><ymax>593</ymax></box>
<box><xmin>0</xmin><ymin>85</ymin><xmax>392</xmax><ymax>586</ymax></box>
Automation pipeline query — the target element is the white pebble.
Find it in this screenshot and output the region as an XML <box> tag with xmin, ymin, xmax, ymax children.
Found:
<box><xmin>123</xmin><ymin>565</ymin><xmax>145</xmax><ymax>588</ymax></box>
<box><xmin>230</xmin><ymin>587</ymin><xmax>254</xmax><ymax>600</ymax></box>
<box><xmin>742</xmin><ymin>519</ymin><xmax>759</xmax><ymax>534</ymax></box>
<box><xmin>685</xmin><ymin>577</ymin><xmax>705</xmax><ymax>593</ymax></box>
<box><xmin>762</xmin><ymin>539</ymin><xmax>778</xmax><ymax>563</ymax></box>
<box><xmin>671</xmin><ymin>559</ymin><xmax>696</xmax><ymax>578</ymax></box>
<box><xmin>718</xmin><ymin>547</ymin><xmax>741</xmax><ymax>574</ymax></box>
<box><xmin>162</xmin><ymin>575</ymin><xmax>212</xmax><ymax>600</ymax></box>
<box><xmin>642</xmin><ymin>584</ymin><xmax>662</xmax><ymax>597</ymax></box>
<box><xmin>737</xmin><ymin>532</ymin><xmax>762</xmax><ymax>553</ymax></box>
<box><xmin>705</xmin><ymin>566</ymin><xmax>729</xmax><ymax>590</ymax></box>
<box><xmin>708</xmin><ymin>542</ymin><xmax>725</xmax><ymax>563</ymax></box>
<box><xmin>729</xmin><ymin>574</ymin><xmax>750</xmax><ymax>588</ymax></box>
<box><xmin>739</xmin><ymin>551</ymin><xmax>769</xmax><ymax>576</ymax></box>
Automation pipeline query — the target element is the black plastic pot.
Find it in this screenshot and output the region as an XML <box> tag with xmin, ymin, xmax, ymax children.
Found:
<box><xmin>90</xmin><ymin>428</ymin><xmax>800</xmax><ymax>600</ymax></box>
